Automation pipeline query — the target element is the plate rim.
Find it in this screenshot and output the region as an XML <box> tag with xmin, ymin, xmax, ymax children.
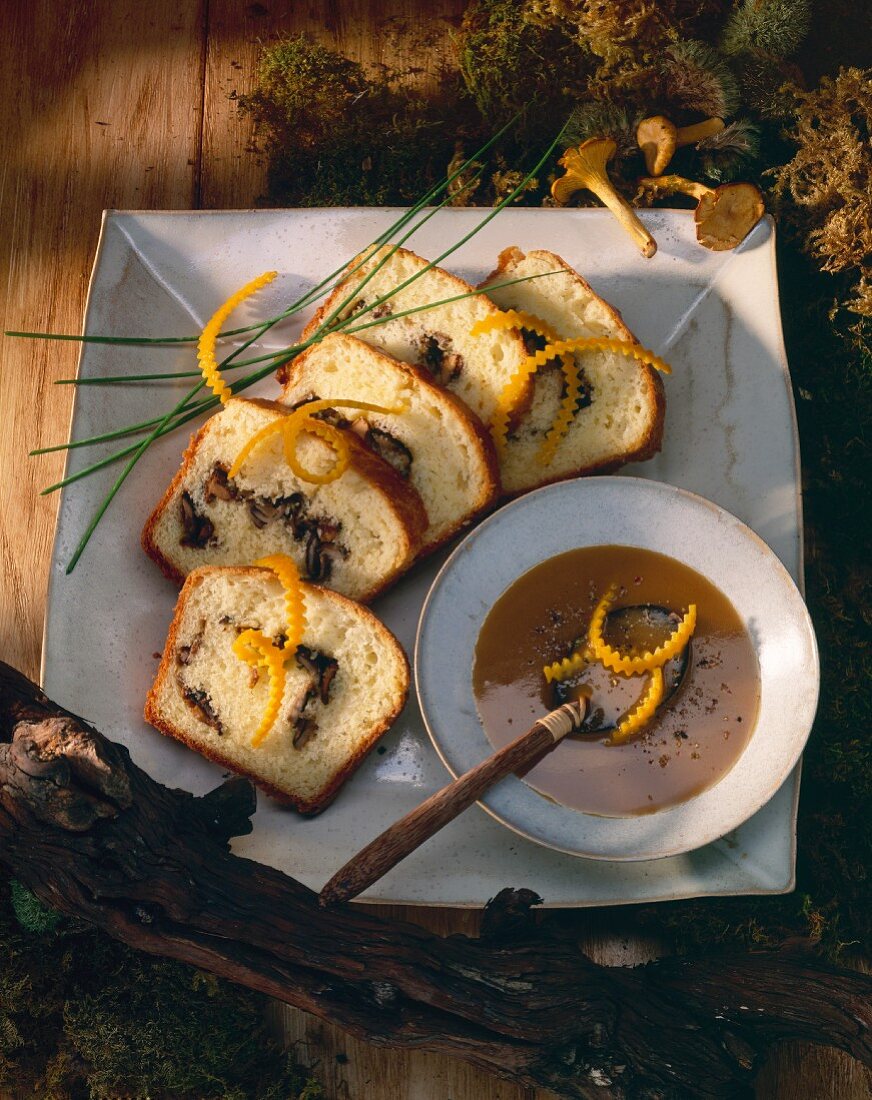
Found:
<box><xmin>415</xmin><ymin>475</ymin><xmax>818</xmax><ymax>862</ymax></box>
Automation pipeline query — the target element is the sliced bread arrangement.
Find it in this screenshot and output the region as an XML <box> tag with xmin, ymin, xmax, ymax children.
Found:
<box><xmin>286</xmin><ymin>244</ymin><xmax>531</xmax><ymax>427</ymax></box>
<box><xmin>142</xmin><ymin>243</ymin><xmax>668</xmax><ymax>812</ymax></box>
<box><xmin>478</xmin><ymin>247</ymin><xmax>665</xmax><ymax>495</ymax></box>
<box><xmin>279</xmin><ymin>332</ymin><xmax>501</xmax><ymax>555</ymax></box>
<box><xmin>142</xmin><ymin>396</ymin><xmax>427</xmax><ymax>603</ymax></box>
<box><xmin>145</xmin><ymin>564</ymin><xmax>409</xmax><ymax>814</ymax></box>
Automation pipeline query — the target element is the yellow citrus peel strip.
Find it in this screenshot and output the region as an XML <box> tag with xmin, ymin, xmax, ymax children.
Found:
<box><xmin>471</xmin><ymin>309</ymin><xmax>562</xmax><ymax>343</ymax></box>
<box><xmin>587</xmin><ymin>585</ymin><xmax>697</xmax><ymax>675</ymax></box>
<box><xmin>541</xmin><ymin>581</ymin><xmax>697</xmax><ymax>744</ymax></box>
<box><xmin>255</xmin><ymin>554</ymin><xmax>307</xmax><ymax>651</ymax></box>
<box><xmin>228</xmin><ymin>398</ymin><xmax>405</xmax><ymax>484</ymax></box>
<box><xmin>611</xmin><ymin>667</ymin><xmax>665</xmax><ymax>745</ymax></box>
<box><xmin>197</xmin><ymin>270</ymin><xmax>278</xmax><ymax>406</ymax></box>
<box><xmin>472</xmin><ymin>311</ymin><xmax>581</xmax><ymax>464</ymax></box>
<box><xmin>543</xmin><ymin>645</ymin><xmax>592</xmax><ymax>685</ymax></box>
<box><xmin>231</xmin><ymin>555</ymin><xmax>307</xmax><ymax>748</ymax></box>
<box><xmin>232</xmin><ymin>629</ymin><xmax>287</xmax><ymax>748</ymax></box>
<box><xmin>489</xmin><ymin>336</ymin><xmax>672</xmax><ymax>460</ymax></box>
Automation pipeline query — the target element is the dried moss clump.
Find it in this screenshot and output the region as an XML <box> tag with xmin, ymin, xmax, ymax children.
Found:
<box><xmin>772</xmin><ymin>68</ymin><xmax>872</xmax><ymax>316</ymax></box>
<box><xmin>0</xmin><ymin>878</ymin><xmax>322</xmax><ymax>1099</ymax></box>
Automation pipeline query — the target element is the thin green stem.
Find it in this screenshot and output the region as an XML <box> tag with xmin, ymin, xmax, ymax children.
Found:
<box><xmin>14</xmin><ymin>115</ymin><xmax>518</xmax><ymax>352</ymax></box>
<box><xmin>41</xmin><ymin>269</ymin><xmax>559</xmax><ymax>478</ymax></box>
<box><xmin>321</xmin><ymin>123</ymin><xmax>569</xmax><ymax>330</ymax></box>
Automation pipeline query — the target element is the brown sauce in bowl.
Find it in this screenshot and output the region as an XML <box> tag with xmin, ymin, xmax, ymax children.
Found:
<box><xmin>472</xmin><ymin>545</ymin><xmax>759</xmax><ymax>816</ymax></box>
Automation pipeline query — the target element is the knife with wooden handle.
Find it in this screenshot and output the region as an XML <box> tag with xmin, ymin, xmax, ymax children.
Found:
<box><xmin>319</xmin><ymin>698</ymin><xmax>588</xmax><ymax>907</ymax></box>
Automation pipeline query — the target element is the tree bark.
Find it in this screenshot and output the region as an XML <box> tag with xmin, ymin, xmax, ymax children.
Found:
<box><xmin>0</xmin><ymin>661</ymin><xmax>869</xmax><ymax>1100</ymax></box>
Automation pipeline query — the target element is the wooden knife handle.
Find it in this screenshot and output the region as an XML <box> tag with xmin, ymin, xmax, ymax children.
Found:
<box><xmin>320</xmin><ymin>700</ymin><xmax>586</xmax><ymax>907</ymax></box>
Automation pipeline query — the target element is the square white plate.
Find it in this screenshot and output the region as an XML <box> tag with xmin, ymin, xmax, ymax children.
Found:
<box><xmin>43</xmin><ymin>207</ymin><xmax>802</xmax><ymax>906</ymax></box>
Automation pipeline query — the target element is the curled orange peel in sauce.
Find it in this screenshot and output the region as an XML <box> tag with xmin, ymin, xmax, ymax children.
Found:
<box><xmin>610</xmin><ymin>667</ymin><xmax>665</xmax><ymax>745</ymax></box>
<box><xmin>542</xmin><ymin>582</ymin><xmax>697</xmax><ymax>743</ymax></box>
<box><xmin>489</xmin><ymin>336</ymin><xmax>672</xmax><ymax>460</ymax></box>
<box><xmin>197</xmin><ymin>270</ymin><xmax>278</xmax><ymax>406</ymax></box>
<box><xmin>227</xmin><ymin>398</ymin><xmax>405</xmax><ymax>484</ymax></box>
<box><xmin>587</xmin><ymin>586</ymin><xmax>697</xmax><ymax>675</ymax></box>
<box><xmin>543</xmin><ymin>645</ymin><xmax>592</xmax><ymax>684</ymax></box>
<box><xmin>232</xmin><ymin>629</ymin><xmax>287</xmax><ymax>748</ymax></box>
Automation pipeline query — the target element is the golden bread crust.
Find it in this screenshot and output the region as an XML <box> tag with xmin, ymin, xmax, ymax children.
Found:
<box><xmin>144</xmin><ymin>566</ymin><xmax>410</xmax><ymax>814</ymax></box>
<box><xmin>140</xmin><ymin>397</ymin><xmax>428</xmax><ymax>601</ymax></box>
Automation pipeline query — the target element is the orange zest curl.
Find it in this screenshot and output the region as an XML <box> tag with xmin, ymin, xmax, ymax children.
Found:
<box><xmin>472</xmin><ymin>311</ymin><xmax>579</xmax><ymax>463</ymax></box>
<box><xmin>543</xmin><ymin>646</ymin><xmax>591</xmax><ymax>684</ymax></box>
<box><xmin>543</xmin><ymin>581</ymin><xmax>697</xmax><ymax>744</ymax></box>
<box><xmin>588</xmin><ymin>588</ymin><xmax>697</xmax><ymax>675</ymax></box>
<box><xmin>489</xmin><ymin>336</ymin><xmax>672</xmax><ymax>459</ymax></box>
<box><xmin>471</xmin><ymin>309</ymin><xmax>561</xmax><ymax>343</ymax></box>
<box><xmin>255</xmin><ymin>553</ymin><xmax>307</xmax><ymax>652</ymax></box>
<box><xmin>232</xmin><ymin>629</ymin><xmax>286</xmax><ymax>748</ymax></box>
<box><xmin>232</xmin><ymin>555</ymin><xmax>307</xmax><ymax>747</ymax></box>
<box><xmin>228</xmin><ymin>399</ymin><xmax>404</xmax><ymax>484</ymax></box>
<box><xmin>197</xmin><ymin>270</ymin><xmax>278</xmax><ymax>405</ymax></box>
<box><xmin>611</xmin><ymin>667</ymin><xmax>664</xmax><ymax>745</ymax></box>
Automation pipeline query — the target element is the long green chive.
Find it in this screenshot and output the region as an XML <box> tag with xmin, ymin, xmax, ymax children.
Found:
<box><xmin>13</xmin><ymin>116</ymin><xmax>518</xmax><ymax>351</ymax></box>
<box><xmin>42</xmin><ymin>270</ymin><xmax>560</xmax><ymax>485</ymax></box>
<box><xmin>50</xmin><ymin>118</ymin><xmax>571</xmax><ymax>571</ymax></box>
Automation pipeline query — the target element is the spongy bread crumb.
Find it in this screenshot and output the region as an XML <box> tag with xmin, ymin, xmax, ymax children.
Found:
<box><xmin>145</xmin><ymin>567</ymin><xmax>409</xmax><ymax>813</ymax></box>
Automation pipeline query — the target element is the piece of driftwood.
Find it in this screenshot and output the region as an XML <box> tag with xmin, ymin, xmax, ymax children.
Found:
<box><xmin>1</xmin><ymin>661</ymin><xmax>869</xmax><ymax>1100</ymax></box>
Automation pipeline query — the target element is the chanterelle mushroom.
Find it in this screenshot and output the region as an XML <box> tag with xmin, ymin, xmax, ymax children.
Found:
<box><xmin>638</xmin><ymin>175</ymin><xmax>764</xmax><ymax>251</ymax></box>
<box><xmin>552</xmin><ymin>138</ymin><xmax>657</xmax><ymax>258</ymax></box>
<box><xmin>636</xmin><ymin>116</ymin><xmax>725</xmax><ymax>176</ymax></box>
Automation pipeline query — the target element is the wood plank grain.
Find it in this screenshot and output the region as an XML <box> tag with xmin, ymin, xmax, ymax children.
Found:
<box><xmin>201</xmin><ymin>0</ymin><xmax>467</xmax><ymax>208</ymax></box>
<box><xmin>0</xmin><ymin>0</ymin><xmax>205</xmax><ymax>681</ymax></box>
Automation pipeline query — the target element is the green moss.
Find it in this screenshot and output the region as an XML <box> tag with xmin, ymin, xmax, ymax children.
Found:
<box><xmin>0</xmin><ymin>879</ymin><xmax>322</xmax><ymax>1098</ymax></box>
<box><xmin>456</xmin><ymin>0</ymin><xmax>593</xmax><ymax>123</ymax></box>
<box><xmin>10</xmin><ymin>880</ymin><xmax>62</xmax><ymax>934</ymax></box>
<box><xmin>238</xmin><ymin>35</ymin><xmax>467</xmax><ymax>206</ymax></box>
<box><xmin>721</xmin><ymin>0</ymin><xmax>812</xmax><ymax>58</ymax></box>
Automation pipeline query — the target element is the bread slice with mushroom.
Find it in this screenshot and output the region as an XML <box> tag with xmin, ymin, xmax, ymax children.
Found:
<box><xmin>279</xmin><ymin>332</ymin><xmax>501</xmax><ymax>555</ymax></box>
<box><xmin>142</xmin><ymin>396</ymin><xmax>428</xmax><ymax>602</ymax></box>
<box><xmin>478</xmin><ymin>247</ymin><xmax>666</xmax><ymax>495</ymax></box>
<box><xmin>284</xmin><ymin>244</ymin><xmax>531</xmax><ymax>427</ymax></box>
<box><xmin>145</xmin><ymin>565</ymin><xmax>409</xmax><ymax>813</ymax></box>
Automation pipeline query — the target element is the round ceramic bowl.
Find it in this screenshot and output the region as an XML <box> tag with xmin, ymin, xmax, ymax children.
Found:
<box><xmin>415</xmin><ymin>476</ymin><xmax>819</xmax><ymax>861</ymax></box>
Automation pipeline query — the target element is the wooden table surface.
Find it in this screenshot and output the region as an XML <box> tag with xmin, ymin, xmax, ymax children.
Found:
<box><xmin>2</xmin><ymin>3</ymin><xmax>868</xmax><ymax>1097</ymax></box>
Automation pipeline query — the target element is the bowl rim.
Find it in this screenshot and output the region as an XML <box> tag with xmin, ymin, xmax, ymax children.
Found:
<box><xmin>414</xmin><ymin>476</ymin><xmax>819</xmax><ymax>861</ymax></box>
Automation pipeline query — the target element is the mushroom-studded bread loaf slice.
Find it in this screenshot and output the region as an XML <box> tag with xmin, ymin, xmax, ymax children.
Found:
<box><xmin>279</xmin><ymin>333</ymin><xmax>501</xmax><ymax>555</ymax></box>
<box><xmin>142</xmin><ymin>397</ymin><xmax>427</xmax><ymax>603</ymax></box>
<box><xmin>145</xmin><ymin>566</ymin><xmax>409</xmax><ymax>814</ymax></box>
<box><xmin>479</xmin><ymin>247</ymin><xmax>666</xmax><ymax>496</ymax></box>
<box><xmin>284</xmin><ymin>244</ymin><xmax>530</xmax><ymax>427</ymax></box>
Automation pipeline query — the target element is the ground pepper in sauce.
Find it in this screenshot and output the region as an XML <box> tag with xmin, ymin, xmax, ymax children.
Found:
<box><xmin>473</xmin><ymin>545</ymin><xmax>760</xmax><ymax>816</ymax></box>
